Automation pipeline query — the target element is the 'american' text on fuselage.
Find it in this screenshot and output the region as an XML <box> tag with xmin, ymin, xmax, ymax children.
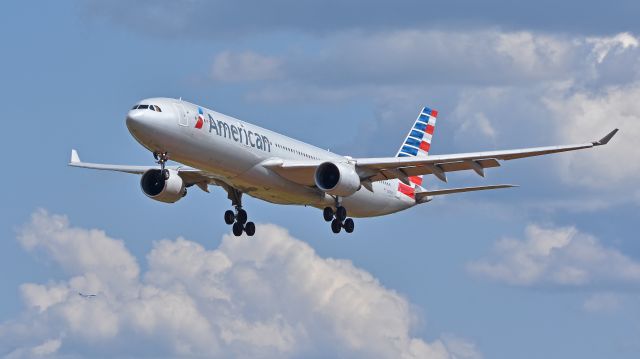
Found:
<box><xmin>207</xmin><ymin>114</ymin><xmax>271</xmax><ymax>152</ymax></box>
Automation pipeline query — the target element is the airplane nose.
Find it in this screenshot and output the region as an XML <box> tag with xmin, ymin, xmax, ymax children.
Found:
<box><xmin>126</xmin><ymin>110</ymin><xmax>148</xmax><ymax>133</ymax></box>
<box><xmin>126</xmin><ymin>109</ymin><xmax>141</xmax><ymax>124</ymax></box>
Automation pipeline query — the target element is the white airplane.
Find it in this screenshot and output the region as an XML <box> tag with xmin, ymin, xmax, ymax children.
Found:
<box><xmin>78</xmin><ymin>292</ymin><xmax>97</xmax><ymax>298</ymax></box>
<box><xmin>69</xmin><ymin>98</ymin><xmax>617</xmax><ymax>236</ymax></box>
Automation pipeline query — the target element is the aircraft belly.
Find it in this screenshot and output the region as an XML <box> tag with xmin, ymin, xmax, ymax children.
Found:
<box><xmin>340</xmin><ymin>187</ymin><xmax>414</xmax><ymax>218</ymax></box>
<box><xmin>231</xmin><ymin>164</ymin><xmax>325</xmax><ymax>205</ymax></box>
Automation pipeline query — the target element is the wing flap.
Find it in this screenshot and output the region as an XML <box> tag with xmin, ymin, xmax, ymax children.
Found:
<box><xmin>372</xmin><ymin>158</ymin><xmax>500</xmax><ymax>181</ymax></box>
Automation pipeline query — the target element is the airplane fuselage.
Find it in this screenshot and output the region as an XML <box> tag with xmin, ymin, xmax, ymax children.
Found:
<box><xmin>126</xmin><ymin>98</ymin><xmax>414</xmax><ymax>218</ymax></box>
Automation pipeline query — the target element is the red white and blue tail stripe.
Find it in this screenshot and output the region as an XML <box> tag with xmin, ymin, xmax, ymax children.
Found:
<box><xmin>396</xmin><ymin>106</ymin><xmax>438</xmax><ymax>199</ymax></box>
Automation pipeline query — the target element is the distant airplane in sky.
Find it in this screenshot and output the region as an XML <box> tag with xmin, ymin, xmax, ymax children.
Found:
<box><xmin>78</xmin><ymin>293</ymin><xmax>97</xmax><ymax>298</ymax></box>
<box><xmin>70</xmin><ymin>98</ymin><xmax>617</xmax><ymax>236</ymax></box>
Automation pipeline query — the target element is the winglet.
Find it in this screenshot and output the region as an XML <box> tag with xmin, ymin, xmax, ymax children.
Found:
<box><xmin>593</xmin><ymin>129</ymin><xmax>619</xmax><ymax>146</ymax></box>
<box><xmin>70</xmin><ymin>149</ymin><xmax>80</xmax><ymax>164</ymax></box>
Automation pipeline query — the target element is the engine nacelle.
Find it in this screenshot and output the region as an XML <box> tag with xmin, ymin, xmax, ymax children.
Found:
<box><xmin>314</xmin><ymin>161</ymin><xmax>361</xmax><ymax>197</ymax></box>
<box><xmin>140</xmin><ymin>169</ymin><xmax>186</xmax><ymax>203</ymax></box>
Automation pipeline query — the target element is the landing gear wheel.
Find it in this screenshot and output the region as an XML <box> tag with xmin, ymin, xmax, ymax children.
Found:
<box><xmin>245</xmin><ymin>222</ymin><xmax>256</xmax><ymax>236</ymax></box>
<box><xmin>232</xmin><ymin>222</ymin><xmax>244</xmax><ymax>236</ymax></box>
<box><xmin>336</xmin><ymin>206</ymin><xmax>347</xmax><ymax>222</ymax></box>
<box><xmin>224</xmin><ymin>210</ymin><xmax>235</xmax><ymax>225</ymax></box>
<box><xmin>323</xmin><ymin>207</ymin><xmax>334</xmax><ymax>222</ymax></box>
<box><xmin>236</xmin><ymin>209</ymin><xmax>248</xmax><ymax>224</ymax></box>
<box><xmin>343</xmin><ymin>218</ymin><xmax>355</xmax><ymax>233</ymax></box>
<box><xmin>331</xmin><ymin>219</ymin><xmax>342</xmax><ymax>234</ymax></box>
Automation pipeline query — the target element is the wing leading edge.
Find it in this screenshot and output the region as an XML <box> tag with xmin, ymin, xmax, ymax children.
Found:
<box><xmin>68</xmin><ymin>149</ymin><xmax>212</xmax><ymax>191</ymax></box>
<box><xmin>69</xmin><ymin>149</ymin><xmax>156</xmax><ymax>174</ymax></box>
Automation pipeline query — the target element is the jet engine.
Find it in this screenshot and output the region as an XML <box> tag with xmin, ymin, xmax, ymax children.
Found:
<box><xmin>140</xmin><ymin>169</ymin><xmax>186</xmax><ymax>203</ymax></box>
<box><xmin>314</xmin><ymin>162</ymin><xmax>361</xmax><ymax>197</ymax></box>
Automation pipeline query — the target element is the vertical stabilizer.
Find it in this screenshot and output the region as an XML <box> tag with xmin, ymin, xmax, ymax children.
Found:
<box><xmin>395</xmin><ymin>106</ymin><xmax>438</xmax><ymax>199</ymax></box>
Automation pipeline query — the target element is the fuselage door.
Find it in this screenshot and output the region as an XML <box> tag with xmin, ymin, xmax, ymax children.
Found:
<box><xmin>174</xmin><ymin>103</ymin><xmax>189</xmax><ymax>127</ymax></box>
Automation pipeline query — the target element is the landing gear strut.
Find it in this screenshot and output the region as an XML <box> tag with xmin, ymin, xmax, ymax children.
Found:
<box><xmin>222</xmin><ymin>186</ymin><xmax>255</xmax><ymax>237</ymax></box>
<box><xmin>153</xmin><ymin>151</ymin><xmax>170</xmax><ymax>179</ymax></box>
<box><xmin>323</xmin><ymin>197</ymin><xmax>355</xmax><ymax>234</ymax></box>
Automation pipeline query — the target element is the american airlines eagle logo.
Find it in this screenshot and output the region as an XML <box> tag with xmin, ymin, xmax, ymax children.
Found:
<box><xmin>195</xmin><ymin>107</ymin><xmax>205</xmax><ymax>129</ymax></box>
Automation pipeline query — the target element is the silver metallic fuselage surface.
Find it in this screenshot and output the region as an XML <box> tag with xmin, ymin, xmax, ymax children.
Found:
<box><xmin>126</xmin><ymin>98</ymin><xmax>414</xmax><ymax>218</ymax></box>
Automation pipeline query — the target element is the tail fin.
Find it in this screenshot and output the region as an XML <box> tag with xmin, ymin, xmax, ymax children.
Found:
<box><xmin>396</xmin><ymin>106</ymin><xmax>438</xmax><ymax>158</ymax></box>
<box><xmin>395</xmin><ymin>106</ymin><xmax>438</xmax><ymax>198</ymax></box>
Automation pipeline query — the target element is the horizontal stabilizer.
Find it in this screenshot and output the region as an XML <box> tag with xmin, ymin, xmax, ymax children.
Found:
<box><xmin>415</xmin><ymin>184</ymin><xmax>517</xmax><ymax>203</ymax></box>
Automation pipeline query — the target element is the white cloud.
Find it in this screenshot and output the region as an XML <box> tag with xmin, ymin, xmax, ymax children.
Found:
<box><xmin>441</xmin><ymin>334</ymin><xmax>483</xmax><ymax>359</ymax></box>
<box><xmin>468</xmin><ymin>224</ymin><xmax>640</xmax><ymax>287</ymax></box>
<box><xmin>211</xmin><ymin>51</ymin><xmax>282</xmax><ymax>82</ymax></box>
<box><xmin>2</xmin><ymin>210</ymin><xmax>475</xmax><ymax>358</ymax></box>
<box><xmin>494</xmin><ymin>31</ymin><xmax>572</xmax><ymax>76</ymax></box>
<box><xmin>545</xmin><ymin>84</ymin><xmax>640</xmax><ymax>190</ymax></box>
<box><xmin>583</xmin><ymin>293</ymin><xmax>623</xmax><ymax>313</ymax></box>
<box><xmin>4</xmin><ymin>339</ymin><xmax>62</xmax><ymax>359</ymax></box>
<box><xmin>82</xmin><ymin>0</ymin><xmax>640</xmax><ymax>40</ymax></box>
<box><xmin>586</xmin><ymin>32</ymin><xmax>639</xmax><ymax>64</ymax></box>
<box><xmin>236</xmin><ymin>30</ymin><xmax>578</xmax><ymax>93</ymax></box>
<box><xmin>17</xmin><ymin>209</ymin><xmax>139</xmax><ymax>294</ymax></box>
<box><xmin>30</xmin><ymin>339</ymin><xmax>61</xmax><ymax>357</ymax></box>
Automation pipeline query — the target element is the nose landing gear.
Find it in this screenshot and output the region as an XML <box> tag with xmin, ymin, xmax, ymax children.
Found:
<box><xmin>153</xmin><ymin>151</ymin><xmax>170</xmax><ymax>179</ymax></box>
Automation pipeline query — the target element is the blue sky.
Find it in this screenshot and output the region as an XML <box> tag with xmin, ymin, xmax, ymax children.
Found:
<box><xmin>1</xmin><ymin>1</ymin><xmax>640</xmax><ymax>358</ymax></box>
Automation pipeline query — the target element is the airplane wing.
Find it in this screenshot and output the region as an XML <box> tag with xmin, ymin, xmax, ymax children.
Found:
<box><xmin>261</xmin><ymin>158</ymin><xmax>321</xmax><ymax>186</ymax></box>
<box><xmin>68</xmin><ymin>149</ymin><xmax>214</xmax><ymax>191</ymax></box>
<box><xmin>264</xmin><ymin>129</ymin><xmax>618</xmax><ymax>185</ymax></box>
<box><xmin>356</xmin><ymin>129</ymin><xmax>618</xmax><ymax>183</ymax></box>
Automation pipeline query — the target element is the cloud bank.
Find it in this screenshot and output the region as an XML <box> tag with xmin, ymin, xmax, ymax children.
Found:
<box><xmin>1</xmin><ymin>210</ymin><xmax>480</xmax><ymax>359</ymax></box>
<box><xmin>83</xmin><ymin>0</ymin><xmax>640</xmax><ymax>37</ymax></box>
<box><xmin>468</xmin><ymin>224</ymin><xmax>640</xmax><ymax>288</ymax></box>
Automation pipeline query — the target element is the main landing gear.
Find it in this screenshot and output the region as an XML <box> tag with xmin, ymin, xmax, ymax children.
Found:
<box><xmin>323</xmin><ymin>199</ymin><xmax>355</xmax><ymax>234</ymax></box>
<box><xmin>222</xmin><ymin>187</ymin><xmax>255</xmax><ymax>237</ymax></box>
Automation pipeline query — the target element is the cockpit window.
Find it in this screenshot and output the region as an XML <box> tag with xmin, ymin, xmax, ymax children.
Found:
<box><xmin>132</xmin><ymin>104</ymin><xmax>161</xmax><ymax>111</ymax></box>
